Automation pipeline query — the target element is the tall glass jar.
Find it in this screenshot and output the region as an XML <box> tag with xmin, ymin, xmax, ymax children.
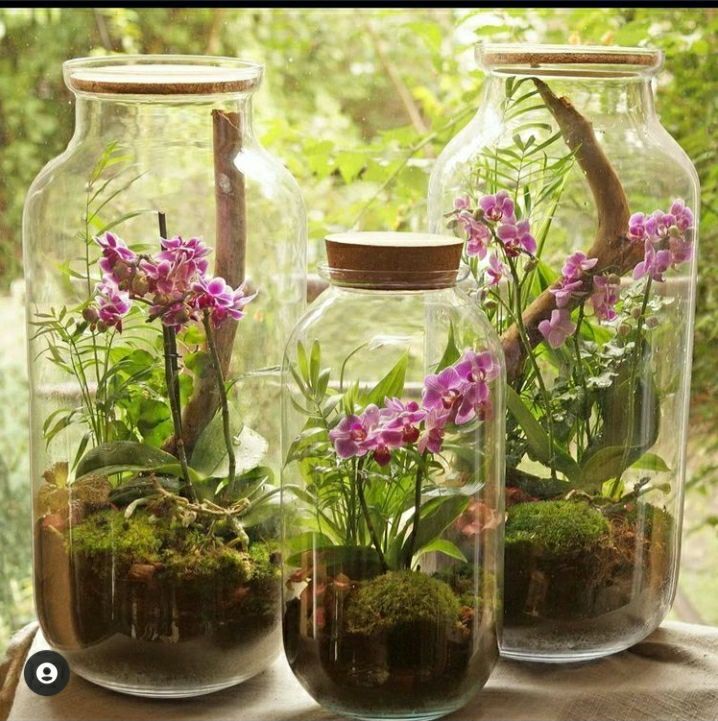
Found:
<box><xmin>281</xmin><ymin>233</ymin><xmax>505</xmax><ymax>721</ymax></box>
<box><xmin>428</xmin><ymin>44</ymin><xmax>698</xmax><ymax>662</ymax></box>
<box><xmin>23</xmin><ymin>56</ymin><xmax>306</xmax><ymax>696</ymax></box>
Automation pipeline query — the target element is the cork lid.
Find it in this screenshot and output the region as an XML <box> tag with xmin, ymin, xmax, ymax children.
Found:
<box><xmin>324</xmin><ymin>232</ymin><xmax>464</xmax><ymax>291</ymax></box>
<box><xmin>477</xmin><ymin>42</ymin><xmax>663</xmax><ymax>77</ymax></box>
<box><xmin>64</xmin><ymin>55</ymin><xmax>262</xmax><ymax>96</ymax></box>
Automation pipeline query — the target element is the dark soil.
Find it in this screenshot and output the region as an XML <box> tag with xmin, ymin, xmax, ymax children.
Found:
<box><xmin>283</xmin><ymin>566</ymin><xmax>497</xmax><ymax>719</ymax></box>
<box><xmin>503</xmin><ymin>499</ymin><xmax>675</xmax><ymax>653</ymax></box>
<box><xmin>34</xmin><ymin>505</ymin><xmax>281</xmax><ymax>692</ymax></box>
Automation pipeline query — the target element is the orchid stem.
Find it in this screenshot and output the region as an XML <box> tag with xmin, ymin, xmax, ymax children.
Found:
<box><xmin>203</xmin><ymin>311</ymin><xmax>236</xmax><ymax>486</ymax></box>
<box><xmin>158</xmin><ymin>212</ymin><xmax>195</xmax><ymax>502</ymax></box>
<box><xmin>404</xmin><ymin>452</ymin><xmax>425</xmax><ymax>568</ymax></box>
<box><xmin>356</xmin><ymin>461</ymin><xmax>388</xmax><ymax>572</ymax></box>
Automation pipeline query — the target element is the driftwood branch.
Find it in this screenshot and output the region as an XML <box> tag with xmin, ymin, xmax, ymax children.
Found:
<box><xmin>501</xmin><ymin>78</ymin><xmax>641</xmax><ymax>380</ymax></box>
<box><xmin>176</xmin><ymin>110</ymin><xmax>247</xmax><ymax>454</ymax></box>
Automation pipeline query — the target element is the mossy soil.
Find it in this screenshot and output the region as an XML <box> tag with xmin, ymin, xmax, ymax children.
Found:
<box><xmin>35</xmin><ymin>504</ymin><xmax>281</xmax><ymax>650</ymax></box>
<box><xmin>284</xmin><ymin>564</ymin><xmax>497</xmax><ymax>718</ymax></box>
<box><xmin>503</xmin><ymin>498</ymin><xmax>674</xmax><ymax>628</ymax></box>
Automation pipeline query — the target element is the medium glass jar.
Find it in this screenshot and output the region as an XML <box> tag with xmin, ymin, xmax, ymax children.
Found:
<box><xmin>281</xmin><ymin>233</ymin><xmax>505</xmax><ymax>721</ymax></box>
<box><xmin>23</xmin><ymin>56</ymin><xmax>306</xmax><ymax>696</ymax></box>
<box><xmin>428</xmin><ymin>44</ymin><xmax>698</xmax><ymax>662</ymax></box>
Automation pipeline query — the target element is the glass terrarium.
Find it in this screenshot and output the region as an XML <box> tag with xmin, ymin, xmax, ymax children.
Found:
<box><xmin>281</xmin><ymin>232</ymin><xmax>505</xmax><ymax>721</ymax></box>
<box><xmin>428</xmin><ymin>44</ymin><xmax>699</xmax><ymax>662</ymax></box>
<box><xmin>23</xmin><ymin>56</ymin><xmax>306</xmax><ymax>696</ymax></box>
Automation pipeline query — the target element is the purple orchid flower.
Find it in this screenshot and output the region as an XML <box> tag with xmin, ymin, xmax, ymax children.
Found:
<box><xmin>382</xmin><ymin>398</ymin><xmax>425</xmax><ymax>443</ymax></box>
<box><xmin>455</xmin><ymin>349</ymin><xmax>501</xmax><ymax>385</ymax></box>
<box><xmin>486</xmin><ymin>252</ymin><xmax>507</xmax><ymax>286</ymax></box>
<box><xmin>96</xmin><ymin>232</ymin><xmax>137</xmax><ymax>279</ymax></box>
<box><xmin>645</xmin><ymin>210</ymin><xmax>674</xmax><ymax>241</ymax></box>
<box><xmin>633</xmin><ymin>239</ymin><xmax>672</xmax><ymax>282</ymax></box>
<box><xmin>422</xmin><ymin>366</ymin><xmax>464</xmax><ymax>419</ymax></box>
<box><xmin>364</xmin><ymin>424</ymin><xmax>405</xmax><ymax>466</ymax></box>
<box><xmin>417</xmin><ymin>408</ymin><xmax>449</xmax><ymax>455</ymax></box>
<box><xmin>496</xmin><ymin>219</ymin><xmax>537</xmax><ymax>257</ymax></box>
<box><xmin>453</xmin><ymin>349</ymin><xmax>500</xmax><ymax>423</ymax></box>
<box><xmin>462</xmin><ymin>216</ymin><xmax>491</xmax><ymax>259</ymax></box>
<box><xmin>538</xmin><ymin>309</ymin><xmax>577</xmax><ymax>349</ymax></box>
<box><xmin>454</xmin><ymin>195</ymin><xmax>471</xmax><ymax>211</ymax></box>
<box><xmin>670</xmin><ymin>199</ymin><xmax>694</xmax><ymax>232</ymax></box>
<box><xmin>669</xmin><ymin>236</ymin><xmax>693</xmax><ymax>266</ymax></box>
<box><xmin>550</xmin><ymin>278</ymin><xmax>584</xmax><ymax>308</ymax></box>
<box><xmin>479</xmin><ymin>190</ymin><xmax>515</xmax><ymax>223</ymax></box>
<box><xmin>628</xmin><ymin>212</ymin><xmax>648</xmax><ymax>242</ymax></box>
<box><xmin>562</xmin><ymin>251</ymin><xmax>598</xmax><ymax>282</ymax></box>
<box><xmin>590</xmin><ymin>275</ymin><xmax>620</xmax><ymax>322</ymax></box>
<box><xmin>95</xmin><ymin>279</ymin><xmax>131</xmax><ymax>332</ymax></box>
<box><xmin>329</xmin><ymin>405</ymin><xmax>382</xmax><ymax>459</ymax></box>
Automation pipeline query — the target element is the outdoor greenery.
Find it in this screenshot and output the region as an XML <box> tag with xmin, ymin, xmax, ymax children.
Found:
<box><xmin>1</xmin><ymin>7</ymin><xmax>716</xmax><ymax>648</ymax></box>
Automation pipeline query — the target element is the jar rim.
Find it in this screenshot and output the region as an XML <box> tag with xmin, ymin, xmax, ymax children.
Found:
<box><xmin>476</xmin><ymin>42</ymin><xmax>663</xmax><ymax>78</ymax></box>
<box><xmin>318</xmin><ymin>264</ymin><xmax>470</xmax><ymax>291</ymax></box>
<box><xmin>63</xmin><ymin>55</ymin><xmax>263</xmax><ymax>97</ymax></box>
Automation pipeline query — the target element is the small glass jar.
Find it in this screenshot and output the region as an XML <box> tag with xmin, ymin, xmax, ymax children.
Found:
<box><xmin>24</xmin><ymin>56</ymin><xmax>306</xmax><ymax>696</ymax></box>
<box><xmin>428</xmin><ymin>44</ymin><xmax>698</xmax><ymax>662</ymax></box>
<box><xmin>281</xmin><ymin>233</ymin><xmax>505</xmax><ymax>721</ymax></box>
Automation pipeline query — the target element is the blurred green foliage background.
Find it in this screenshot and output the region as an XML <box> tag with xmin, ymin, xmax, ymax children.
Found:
<box><xmin>1</xmin><ymin>7</ymin><xmax>716</xmax><ymax>648</ymax></box>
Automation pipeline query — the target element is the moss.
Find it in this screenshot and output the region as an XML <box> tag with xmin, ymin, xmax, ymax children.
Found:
<box><xmin>506</xmin><ymin>500</ymin><xmax>609</xmax><ymax>556</ymax></box>
<box><xmin>69</xmin><ymin>510</ymin><xmax>279</xmax><ymax>587</ymax></box>
<box><xmin>345</xmin><ymin>571</ymin><xmax>460</xmax><ymax>636</ymax></box>
<box><xmin>69</xmin><ymin>509</ymin><xmax>163</xmax><ymax>562</ymax></box>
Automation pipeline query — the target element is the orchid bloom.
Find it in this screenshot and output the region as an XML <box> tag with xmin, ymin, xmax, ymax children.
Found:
<box><xmin>496</xmin><ymin>219</ymin><xmax>537</xmax><ymax>257</ymax></box>
<box><xmin>538</xmin><ymin>309</ymin><xmax>577</xmax><ymax>349</ymax></box>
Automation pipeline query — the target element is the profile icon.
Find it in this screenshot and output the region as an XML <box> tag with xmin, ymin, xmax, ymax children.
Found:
<box><xmin>24</xmin><ymin>650</ymin><xmax>70</xmax><ymax>696</ymax></box>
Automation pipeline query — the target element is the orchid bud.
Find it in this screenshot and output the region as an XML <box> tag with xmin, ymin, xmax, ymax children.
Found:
<box><xmin>82</xmin><ymin>306</ymin><xmax>99</xmax><ymax>324</ymax></box>
<box><xmin>131</xmin><ymin>273</ymin><xmax>150</xmax><ymax>296</ymax></box>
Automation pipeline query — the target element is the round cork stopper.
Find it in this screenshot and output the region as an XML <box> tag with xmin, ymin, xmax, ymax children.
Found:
<box><xmin>477</xmin><ymin>42</ymin><xmax>662</xmax><ymax>76</ymax></box>
<box><xmin>324</xmin><ymin>232</ymin><xmax>464</xmax><ymax>291</ymax></box>
<box><xmin>64</xmin><ymin>55</ymin><xmax>262</xmax><ymax>96</ymax></box>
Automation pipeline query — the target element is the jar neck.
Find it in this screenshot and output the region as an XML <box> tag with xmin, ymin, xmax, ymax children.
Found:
<box><xmin>72</xmin><ymin>93</ymin><xmax>256</xmax><ymax>144</ymax></box>
<box><xmin>479</xmin><ymin>72</ymin><xmax>658</xmax><ymax>126</ymax></box>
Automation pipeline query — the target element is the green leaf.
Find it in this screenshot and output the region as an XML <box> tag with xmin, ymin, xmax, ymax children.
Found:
<box><xmin>435</xmin><ymin>323</ymin><xmax>461</xmax><ymax>371</ymax></box>
<box><xmin>580</xmin><ymin>352</ymin><xmax>660</xmax><ymax>490</ymax></box>
<box><xmin>189</xmin><ymin>408</ymin><xmax>244</xmax><ymax>477</ymax></box>
<box><xmin>506</xmin><ymin>386</ymin><xmax>580</xmax><ymax>481</ymax></box>
<box><xmin>286</xmin><ymin>543</ymin><xmax>384</xmax><ymax>575</ymax></box>
<box><xmin>631</xmin><ymin>452</ymin><xmax>671</xmax><ymax>473</ymax></box>
<box><xmin>75</xmin><ymin>441</ymin><xmax>204</xmax><ymax>483</ymax></box>
<box><xmin>414</xmin><ymin>538</ymin><xmax>467</xmax><ymax>563</ymax></box>
<box><xmin>400</xmin><ymin>494</ymin><xmax>469</xmax><ymax>562</ymax></box>
<box><xmin>362</xmin><ymin>352</ymin><xmax>408</xmax><ymax>407</ymax></box>
<box><xmin>309</xmin><ymin>340</ymin><xmax>321</xmax><ymax>389</ymax></box>
<box><xmin>336</xmin><ymin>151</ymin><xmax>366</xmax><ymax>183</ymax></box>
<box><xmin>283</xmin><ymin>531</ymin><xmax>336</xmax><ymax>565</ymax></box>
<box><xmin>234</xmin><ymin>426</ymin><xmax>269</xmax><ymax>476</ymax></box>
<box><xmin>285</xmin><ymin>426</ymin><xmax>329</xmax><ymax>465</ymax></box>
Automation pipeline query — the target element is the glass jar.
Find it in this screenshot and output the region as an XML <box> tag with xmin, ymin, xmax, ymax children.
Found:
<box><xmin>428</xmin><ymin>44</ymin><xmax>698</xmax><ymax>662</ymax></box>
<box><xmin>281</xmin><ymin>233</ymin><xmax>505</xmax><ymax>721</ymax></box>
<box><xmin>23</xmin><ymin>56</ymin><xmax>306</xmax><ymax>696</ymax></box>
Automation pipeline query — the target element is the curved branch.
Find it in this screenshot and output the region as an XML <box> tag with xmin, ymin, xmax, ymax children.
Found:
<box><xmin>501</xmin><ymin>78</ymin><xmax>641</xmax><ymax>380</ymax></box>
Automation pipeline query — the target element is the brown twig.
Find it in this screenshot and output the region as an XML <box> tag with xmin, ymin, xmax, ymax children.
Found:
<box><xmin>176</xmin><ymin>109</ymin><xmax>246</xmax><ymax>453</ymax></box>
<box><xmin>501</xmin><ymin>78</ymin><xmax>641</xmax><ymax>380</ymax></box>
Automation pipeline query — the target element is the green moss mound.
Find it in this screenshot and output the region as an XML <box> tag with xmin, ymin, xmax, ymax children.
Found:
<box><xmin>506</xmin><ymin>500</ymin><xmax>609</xmax><ymax>556</ymax></box>
<box><xmin>69</xmin><ymin>509</ymin><xmax>279</xmax><ymax>586</ymax></box>
<box><xmin>345</xmin><ymin>570</ymin><xmax>460</xmax><ymax>636</ymax></box>
<box><xmin>69</xmin><ymin>509</ymin><xmax>163</xmax><ymax>562</ymax></box>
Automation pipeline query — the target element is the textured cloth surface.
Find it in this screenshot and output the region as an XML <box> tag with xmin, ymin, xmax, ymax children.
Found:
<box><xmin>6</xmin><ymin>621</ymin><xmax>718</xmax><ymax>721</ymax></box>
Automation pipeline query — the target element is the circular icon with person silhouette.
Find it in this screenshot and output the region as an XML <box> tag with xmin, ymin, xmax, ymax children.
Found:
<box><xmin>24</xmin><ymin>650</ymin><xmax>70</xmax><ymax>696</ymax></box>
